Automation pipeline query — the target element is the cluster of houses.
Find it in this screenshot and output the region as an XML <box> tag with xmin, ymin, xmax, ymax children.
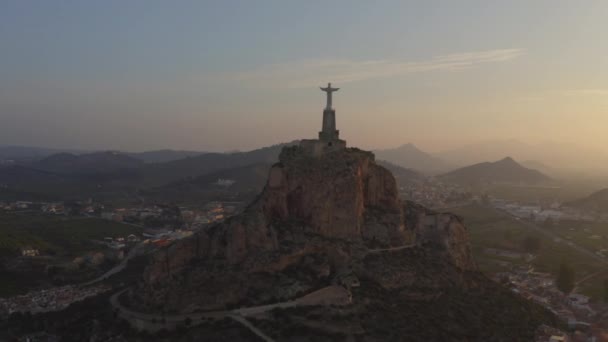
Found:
<box><xmin>180</xmin><ymin>201</ymin><xmax>240</xmax><ymax>228</ymax></box>
<box><xmin>0</xmin><ymin>199</ymin><xmax>103</xmax><ymax>216</ymax></box>
<box><xmin>399</xmin><ymin>180</ymin><xmax>473</xmax><ymax>208</ymax></box>
<box><xmin>0</xmin><ymin>284</ymin><xmax>110</xmax><ymax>317</ymax></box>
<box><xmin>495</xmin><ymin>267</ymin><xmax>604</xmax><ymax>341</ymax></box>
<box><xmin>136</xmin><ymin>202</ymin><xmax>241</xmax><ymax>247</ymax></box>
<box><xmin>490</xmin><ymin>198</ymin><xmax>608</xmax><ymax>223</ymax></box>
<box><xmin>0</xmin><ymin>198</ymin><xmax>242</xmax><ymax>228</ymax></box>
<box><xmin>142</xmin><ymin>228</ymin><xmax>194</xmax><ymax>248</ymax></box>
<box><xmin>97</xmin><ymin>201</ymin><xmax>240</xmax><ymax>228</ymax></box>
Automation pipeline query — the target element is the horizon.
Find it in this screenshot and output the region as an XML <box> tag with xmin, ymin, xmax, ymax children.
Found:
<box><xmin>1</xmin><ymin>137</ymin><xmax>605</xmax><ymax>156</ymax></box>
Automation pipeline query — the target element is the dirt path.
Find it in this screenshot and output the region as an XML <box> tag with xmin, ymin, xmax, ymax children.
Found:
<box><xmin>366</xmin><ymin>243</ymin><xmax>416</xmax><ymax>254</ymax></box>
<box><xmin>229</xmin><ymin>314</ymin><xmax>275</xmax><ymax>342</ymax></box>
<box><xmin>111</xmin><ymin>285</ymin><xmax>350</xmax><ymax>334</ymax></box>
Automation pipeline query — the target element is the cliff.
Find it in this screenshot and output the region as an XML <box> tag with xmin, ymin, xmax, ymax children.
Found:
<box><xmin>109</xmin><ymin>145</ymin><xmax>559</xmax><ymax>340</ymax></box>
<box><xmin>141</xmin><ymin>147</ymin><xmax>473</xmax><ymax>281</ymax></box>
<box><xmin>133</xmin><ymin>146</ymin><xmax>476</xmax><ymax>311</ymax></box>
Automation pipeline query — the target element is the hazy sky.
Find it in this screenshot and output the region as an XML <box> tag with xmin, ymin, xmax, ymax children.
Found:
<box><xmin>1</xmin><ymin>1</ymin><xmax>607</xmax><ymax>152</ymax></box>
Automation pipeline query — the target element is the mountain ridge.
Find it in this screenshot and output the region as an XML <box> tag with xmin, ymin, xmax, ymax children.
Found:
<box><xmin>439</xmin><ymin>156</ymin><xmax>551</xmax><ymax>185</ymax></box>
<box><xmin>374</xmin><ymin>143</ymin><xmax>452</xmax><ymax>173</ymax></box>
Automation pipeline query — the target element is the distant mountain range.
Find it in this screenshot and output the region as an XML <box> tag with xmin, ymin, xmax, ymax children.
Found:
<box><xmin>0</xmin><ymin>141</ymin><xmax>585</xmax><ymax>202</ymax></box>
<box><xmin>126</xmin><ymin>150</ymin><xmax>207</xmax><ymax>163</ymax></box>
<box><xmin>374</xmin><ymin>143</ymin><xmax>452</xmax><ymax>173</ymax></box>
<box><xmin>0</xmin><ymin>142</ymin><xmax>296</xmax><ymax>201</ymax></box>
<box><xmin>0</xmin><ymin>145</ymin><xmax>209</xmax><ymax>164</ymax></box>
<box><xmin>0</xmin><ymin>145</ymin><xmax>89</xmax><ymax>162</ymax></box>
<box><xmin>376</xmin><ymin>160</ymin><xmax>424</xmax><ymax>186</ymax></box>
<box><xmin>520</xmin><ymin>160</ymin><xmax>554</xmax><ymax>175</ymax></box>
<box><xmin>35</xmin><ymin>152</ymin><xmax>143</xmax><ymax>176</ymax></box>
<box><xmin>438</xmin><ymin>157</ymin><xmax>551</xmax><ymax>185</ymax></box>
<box><xmin>435</xmin><ymin>140</ymin><xmax>608</xmax><ymax>171</ymax></box>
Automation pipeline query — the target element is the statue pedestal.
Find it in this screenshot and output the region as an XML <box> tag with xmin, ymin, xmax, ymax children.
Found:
<box><xmin>319</xmin><ymin>109</ymin><xmax>339</xmax><ymax>140</ymax></box>
<box><xmin>300</xmin><ymin>138</ymin><xmax>346</xmax><ymax>158</ymax></box>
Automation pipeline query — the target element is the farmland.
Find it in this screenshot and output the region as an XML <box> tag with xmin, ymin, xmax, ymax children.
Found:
<box><xmin>0</xmin><ymin>212</ymin><xmax>141</xmax><ymax>257</ymax></box>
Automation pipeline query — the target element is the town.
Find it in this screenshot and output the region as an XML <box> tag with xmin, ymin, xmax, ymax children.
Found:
<box><xmin>0</xmin><ymin>192</ymin><xmax>245</xmax><ymax>318</ymax></box>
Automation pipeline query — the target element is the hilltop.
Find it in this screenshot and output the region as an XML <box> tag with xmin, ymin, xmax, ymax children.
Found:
<box><xmin>117</xmin><ymin>146</ymin><xmax>556</xmax><ymax>340</ymax></box>
<box><xmin>439</xmin><ymin>157</ymin><xmax>551</xmax><ymax>186</ymax></box>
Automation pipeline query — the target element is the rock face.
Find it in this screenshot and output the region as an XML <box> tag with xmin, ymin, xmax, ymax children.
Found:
<box><xmin>262</xmin><ymin>147</ymin><xmax>402</xmax><ymax>241</ymax></box>
<box><xmin>5</xmin><ymin>145</ymin><xmax>557</xmax><ymax>342</ymax></box>
<box><xmin>142</xmin><ymin>147</ymin><xmax>474</xmax><ymax>280</ymax></box>
<box><xmin>136</xmin><ymin>146</ymin><xmax>476</xmax><ymax>312</ymax></box>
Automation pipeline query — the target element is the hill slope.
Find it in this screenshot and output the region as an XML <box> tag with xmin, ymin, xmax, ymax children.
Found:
<box><xmin>33</xmin><ymin>151</ymin><xmax>143</xmax><ymax>177</ymax></box>
<box><xmin>374</xmin><ymin>143</ymin><xmax>451</xmax><ymax>173</ymax></box>
<box><xmin>127</xmin><ymin>150</ymin><xmax>206</xmax><ymax>163</ymax></box>
<box><xmin>140</xmin><ymin>142</ymin><xmax>295</xmax><ymax>186</ymax></box>
<box><xmin>566</xmin><ymin>188</ymin><xmax>608</xmax><ymax>212</ymax></box>
<box><xmin>145</xmin><ymin>162</ymin><xmax>273</xmax><ymax>204</ymax></box>
<box><xmin>0</xmin><ymin>145</ymin><xmax>89</xmax><ymax>162</ymax></box>
<box><xmin>435</xmin><ymin>139</ymin><xmax>608</xmax><ymax>171</ymax></box>
<box><xmin>0</xmin><ymin>143</ymin><xmax>294</xmax><ymax>200</ymax></box>
<box><xmin>376</xmin><ymin>160</ymin><xmax>424</xmax><ymax>186</ymax></box>
<box><xmin>439</xmin><ymin>157</ymin><xmax>551</xmax><ymax>185</ymax></box>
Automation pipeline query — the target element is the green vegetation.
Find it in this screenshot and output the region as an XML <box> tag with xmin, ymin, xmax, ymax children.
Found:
<box><xmin>450</xmin><ymin>204</ymin><xmax>606</xmax><ymax>300</ymax></box>
<box><xmin>556</xmin><ymin>262</ymin><xmax>575</xmax><ymax>294</ymax></box>
<box><xmin>550</xmin><ymin>220</ymin><xmax>608</xmax><ymax>252</ymax></box>
<box><xmin>522</xmin><ymin>235</ymin><xmax>542</xmax><ymax>253</ymax></box>
<box><xmin>0</xmin><ymin>212</ymin><xmax>142</xmax><ymax>257</ymax></box>
<box><xmin>0</xmin><ymin>270</ymin><xmax>43</xmax><ymax>298</ymax></box>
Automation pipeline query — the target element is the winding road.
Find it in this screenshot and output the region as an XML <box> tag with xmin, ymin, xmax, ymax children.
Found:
<box><xmin>110</xmin><ymin>284</ymin><xmax>352</xmax><ymax>339</ymax></box>
<box><xmin>108</xmin><ymin>242</ymin><xmax>415</xmax><ymax>338</ymax></box>
<box><xmin>80</xmin><ymin>242</ymin><xmax>147</xmax><ymax>287</ymax></box>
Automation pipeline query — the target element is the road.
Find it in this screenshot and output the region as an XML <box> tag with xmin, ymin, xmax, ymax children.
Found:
<box><xmin>108</xmin><ymin>242</ymin><xmax>413</xmax><ymax>336</ymax></box>
<box><xmin>228</xmin><ymin>314</ymin><xmax>275</xmax><ymax>342</ymax></box>
<box><xmin>81</xmin><ymin>242</ymin><xmax>147</xmax><ymax>287</ymax></box>
<box><xmin>110</xmin><ymin>284</ymin><xmax>352</xmax><ymax>338</ymax></box>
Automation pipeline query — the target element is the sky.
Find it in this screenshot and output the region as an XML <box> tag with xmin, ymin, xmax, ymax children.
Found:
<box><xmin>1</xmin><ymin>1</ymin><xmax>607</xmax><ymax>153</ymax></box>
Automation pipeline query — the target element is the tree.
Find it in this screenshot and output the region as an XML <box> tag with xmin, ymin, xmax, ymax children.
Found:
<box><xmin>603</xmin><ymin>279</ymin><xmax>608</xmax><ymax>303</ymax></box>
<box><xmin>522</xmin><ymin>235</ymin><xmax>542</xmax><ymax>254</ymax></box>
<box><xmin>556</xmin><ymin>262</ymin><xmax>575</xmax><ymax>294</ymax></box>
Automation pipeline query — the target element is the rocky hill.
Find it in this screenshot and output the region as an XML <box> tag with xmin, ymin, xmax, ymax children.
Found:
<box><xmin>439</xmin><ymin>156</ymin><xmax>551</xmax><ymax>186</ymax></box>
<box><xmin>124</xmin><ymin>146</ymin><xmax>556</xmax><ymax>340</ymax></box>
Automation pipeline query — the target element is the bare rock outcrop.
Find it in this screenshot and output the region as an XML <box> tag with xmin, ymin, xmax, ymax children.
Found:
<box><xmin>136</xmin><ymin>146</ymin><xmax>477</xmax><ymax>311</ymax></box>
